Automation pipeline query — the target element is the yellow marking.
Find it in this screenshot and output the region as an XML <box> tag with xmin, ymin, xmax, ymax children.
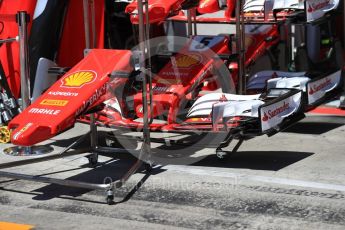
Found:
<box><xmin>175</xmin><ymin>54</ymin><xmax>201</xmax><ymax>68</ymax></box>
<box><xmin>40</xmin><ymin>99</ymin><xmax>69</xmax><ymax>107</ymax></box>
<box><xmin>156</xmin><ymin>78</ymin><xmax>181</xmax><ymax>85</ymax></box>
<box><xmin>61</xmin><ymin>71</ymin><xmax>96</xmax><ymax>88</ymax></box>
<box><xmin>0</xmin><ymin>222</ymin><xmax>34</xmax><ymax>230</ymax></box>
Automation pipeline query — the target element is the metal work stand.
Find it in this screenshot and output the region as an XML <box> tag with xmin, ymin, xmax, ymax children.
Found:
<box><xmin>214</xmin><ymin>0</ymin><xmax>246</xmax><ymax>159</ymax></box>
<box><xmin>215</xmin><ymin>128</ymin><xmax>245</xmax><ymax>159</ymax></box>
<box><xmin>236</xmin><ymin>0</ymin><xmax>246</xmax><ymax>95</ymax></box>
<box><xmin>0</xmin><ymin>112</ymin><xmax>150</xmax><ymax>204</ymax></box>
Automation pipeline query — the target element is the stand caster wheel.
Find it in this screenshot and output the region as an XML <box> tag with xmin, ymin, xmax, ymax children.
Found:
<box><xmin>106</xmin><ymin>195</ymin><xmax>114</xmax><ymax>205</ymax></box>
<box><xmin>144</xmin><ymin>163</ymin><xmax>153</xmax><ymax>173</ymax></box>
<box><xmin>216</xmin><ymin>148</ymin><xmax>227</xmax><ymax>160</ymax></box>
<box><xmin>105</xmin><ymin>133</ymin><xmax>122</xmax><ymax>148</ymax></box>
<box><xmin>106</xmin><ymin>189</ymin><xmax>114</xmax><ymax>205</ymax></box>
<box><xmin>87</xmin><ymin>153</ymin><xmax>98</xmax><ymax>167</ymax></box>
<box><xmin>105</xmin><ymin>138</ymin><xmax>115</xmax><ymax>147</ymax></box>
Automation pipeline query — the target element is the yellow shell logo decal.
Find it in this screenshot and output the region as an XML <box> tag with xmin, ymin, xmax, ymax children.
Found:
<box><xmin>175</xmin><ymin>54</ymin><xmax>201</xmax><ymax>68</ymax></box>
<box><xmin>61</xmin><ymin>71</ymin><xmax>96</xmax><ymax>88</ymax></box>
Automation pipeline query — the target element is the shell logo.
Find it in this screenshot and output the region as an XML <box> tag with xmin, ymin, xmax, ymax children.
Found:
<box><xmin>175</xmin><ymin>54</ymin><xmax>201</xmax><ymax>68</ymax></box>
<box><xmin>61</xmin><ymin>71</ymin><xmax>96</xmax><ymax>88</ymax></box>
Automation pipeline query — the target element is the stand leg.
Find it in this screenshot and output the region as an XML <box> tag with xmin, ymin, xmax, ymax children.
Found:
<box><xmin>106</xmin><ymin>189</ymin><xmax>114</xmax><ymax>205</ymax></box>
<box><xmin>216</xmin><ymin>138</ymin><xmax>244</xmax><ymax>160</ymax></box>
<box><xmin>87</xmin><ymin>113</ymin><xmax>99</xmax><ymax>166</ymax></box>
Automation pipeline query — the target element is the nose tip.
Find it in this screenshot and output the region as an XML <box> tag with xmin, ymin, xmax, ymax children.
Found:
<box><xmin>11</xmin><ymin>123</ymin><xmax>52</xmax><ymax>146</ymax></box>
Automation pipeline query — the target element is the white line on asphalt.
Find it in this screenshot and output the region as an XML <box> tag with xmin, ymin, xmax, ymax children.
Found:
<box><xmin>162</xmin><ymin>165</ymin><xmax>345</xmax><ymax>192</ymax></box>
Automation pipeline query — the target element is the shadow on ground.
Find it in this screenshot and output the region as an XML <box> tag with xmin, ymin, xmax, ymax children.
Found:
<box><xmin>283</xmin><ymin>116</ymin><xmax>345</xmax><ymax>135</ymax></box>
<box><xmin>31</xmin><ymin>155</ymin><xmax>165</xmax><ymax>202</ymax></box>
<box><xmin>193</xmin><ymin>151</ymin><xmax>314</xmax><ymax>171</ymax></box>
<box><xmin>0</xmin><ymin>128</ymin><xmax>316</xmax><ymax>203</ymax></box>
<box><xmin>283</xmin><ymin>122</ymin><xmax>343</xmax><ymax>135</ymax></box>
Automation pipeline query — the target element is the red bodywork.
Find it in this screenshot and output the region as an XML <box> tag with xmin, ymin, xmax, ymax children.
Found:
<box><xmin>126</xmin><ymin>0</ymin><xmax>199</xmax><ymax>24</ymax></box>
<box><xmin>0</xmin><ymin>0</ymin><xmax>37</xmax><ymax>98</ymax></box>
<box><xmin>198</xmin><ymin>0</ymin><xmax>235</xmax><ymax>19</ymax></box>
<box><xmin>9</xmin><ymin>50</ymin><xmax>132</xmax><ymax>146</ymax></box>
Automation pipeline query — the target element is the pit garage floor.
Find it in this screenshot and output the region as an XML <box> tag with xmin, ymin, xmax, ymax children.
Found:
<box><xmin>0</xmin><ymin>108</ymin><xmax>345</xmax><ymax>229</ymax></box>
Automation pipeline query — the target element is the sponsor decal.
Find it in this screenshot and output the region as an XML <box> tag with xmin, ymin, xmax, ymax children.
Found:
<box><xmin>262</xmin><ymin>101</ymin><xmax>290</xmax><ymax>122</ymax></box>
<box><xmin>190</xmin><ymin>117</ymin><xmax>211</xmax><ymax>122</ymax></box>
<box><xmin>156</xmin><ymin>77</ymin><xmax>184</xmax><ymax>84</ymax></box>
<box><xmin>308</xmin><ymin>78</ymin><xmax>331</xmax><ymax>95</ymax></box>
<box><xmin>160</xmin><ymin>72</ymin><xmax>188</xmax><ymax>78</ymax></box>
<box><xmin>28</xmin><ymin>108</ymin><xmax>61</xmax><ymax>115</ymax></box>
<box><xmin>307</xmin><ymin>71</ymin><xmax>341</xmax><ymax>104</ymax></box>
<box><xmin>307</xmin><ymin>0</ymin><xmax>330</xmax><ymax>12</ymax></box>
<box><xmin>260</xmin><ymin>91</ymin><xmax>302</xmax><ymax>132</ymax></box>
<box><xmin>75</xmin><ymin>83</ymin><xmax>108</xmax><ymax>116</ymax></box>
<box><xmin>48</xmin><ymin>91</ymin><xmax>79</xmax><ymax>97</ymax></box>
<box><xmin>61</xmin><ymin>71</ymin><xmax>96</xmax><ymax>88</ymax></box>
<box><xmin>175</xmin><ymin>54</ymin><xmax>201</xmax><ymax>68</ymax></box>
<box><xmin>13</xmin><ymin>123</ymin><xmax>33</xmax><ymax>140</ymax></box>
<box><xmin>305</xmin><ymin>0</ymin><xmax>338</xmax><ymax>22</ymax></box>
<box><xmin>40</xmin><ymin>99</ymin><xmax>69</xmax><ymax>107</ymax></box>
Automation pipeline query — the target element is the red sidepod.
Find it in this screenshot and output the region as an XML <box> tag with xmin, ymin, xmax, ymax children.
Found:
<box><xmin>9</xmin><ymin>49</ymin><xmax>133</xmax><ymax>146</ymax></box>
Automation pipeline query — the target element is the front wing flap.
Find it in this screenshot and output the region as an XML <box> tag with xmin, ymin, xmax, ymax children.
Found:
<box><xmin>306</xmin><ymin>70</ymin><xmax>342</xmax><ymax>106</ymax></box>
<box><xmin>258</xmin><ymin>89</ymin><xmax>304</xmax><ymax>135</ymax></box>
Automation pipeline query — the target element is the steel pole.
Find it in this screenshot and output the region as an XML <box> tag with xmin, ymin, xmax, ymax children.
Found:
<box><xmin>83</xmin><ymin>0</ymin><xmax>90</xmax><ymax>49</ymax></box>
<box><xmin>343</xmin><ymin>0</ymin><xmax>345</xmax><ymax>47</ymax></box>
<box><xmin>137</xmin><ymin>0</ymin><xmax>151</xmax><ymax>161</ymax></box>
<box><xmin>187</xmin><ymin>9</ymin><xmax>193</xmax><ymax>37</ymax></box>
<box><xmin>17</xmin><ymin>11</ymin><xmax>30</xmax><ymax>109</ymax></box>
<box><xmin>235</xmin><ymin>1</ymin><xmax>245</xmax><ymax>94</ymax></box>
<box><xmin>144</xmin><ymin>0</ymin><xmax>153</xmax><ymax>124</ymax></box>
<box><xmin>240</xmin><ymin>0</ymin><xmax>246</xmax><ymax>93</ymax></box>
<box><xmin>193</xmin><ymin>8</ymin><xmax>197</xmax><ymax>36</ymax></box>
<box><xmin>90</xmin><ymin>0</ymin><xmax>96</xmax><ymax>48</ymax></box>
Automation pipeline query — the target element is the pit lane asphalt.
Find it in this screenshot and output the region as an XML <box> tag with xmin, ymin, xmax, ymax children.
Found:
<box><xmin>0</xmin><ymin>115</ymin><xmax>344</xmax><ymax>230</ymax></box>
